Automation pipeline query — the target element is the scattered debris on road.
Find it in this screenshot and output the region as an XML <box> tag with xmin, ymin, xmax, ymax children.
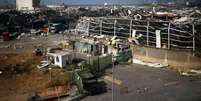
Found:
<box><xmin>0</xmin><ymin>45</ymin><xmax>11</xmax><ymax>49</ymax></box>
<box><xmin>136</xmin><ymin>87</ymin><xmax>149</xmax><ymax>94</ymax></box>
<box><xmin>102</xmin><ymin>75</ymin><xmax>123</xmax><ymax>85</ymax></box>
<box><xmin>133</xmin><ymin>59</ymin><xmax>169</xmax><ymax>68</ymax></box>
<box><xmin>37</xmin><ymin>61</ymin><xmax>51</xmax><ymax>69</ymax></box>
<box><xmin>181</xmin><ymin>69</ymin><xmax>201</xmax><ymax>76</ymax></box>
<box><xmin>164</xmin><ymin>81</ymin><xmax>178</xmax><ymax>86</ymax></box>
<box><xmin>120</xmin><ymin>87</ymin><xmax>129</xmax><ymax>95</ymax></box>
<box><xmin>190</xmin><ymin>69</ymin><xmax>201</xmax><ymax>74</ymax></box>
<box><xmin>14</xmin><ymin>44</ymin><xmax>24</xmax><ymax>49</ymax></box>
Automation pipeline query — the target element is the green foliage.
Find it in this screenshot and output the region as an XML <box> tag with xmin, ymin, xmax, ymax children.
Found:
<box><xmin>51</xmin><ymin>74</ymin><xmax>61</xmax><ymax>87</ymax></box>
<box><xmin>50</xmin><ymin>70</ymin><xmax>71</xmax><ymax>87</ymax></box>
<box><xmin>66</xmin><ymin>64</ymin><xmax>77</xmax><ymax>71</ymax></box>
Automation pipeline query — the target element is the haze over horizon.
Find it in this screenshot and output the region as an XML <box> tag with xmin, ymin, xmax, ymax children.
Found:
<box><xmin>0</xmin><ymin>0</ymin><xmax>200</xmax><ymax>6</ymax></box>
<box><xmin>0</xmin><ymin>0</ymin><xmax>174</xmax><ymax>6</ymax></box>
<box><xmin>41</xmin><ymin>0</ymin><xmax>175</xmax><ymax>5</ymax></box>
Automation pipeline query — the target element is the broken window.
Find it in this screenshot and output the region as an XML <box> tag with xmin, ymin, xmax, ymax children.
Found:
<box><xmin>56</xmin><ymin>56</ymin><xmax>59</xmax><ymax>62</ymax></box>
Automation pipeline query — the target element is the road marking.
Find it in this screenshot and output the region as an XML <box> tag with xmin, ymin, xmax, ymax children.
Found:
<box><xmin>102</xmin><ymin>75</ymin><xmax>122</xmax><ymax>85</ymax></box>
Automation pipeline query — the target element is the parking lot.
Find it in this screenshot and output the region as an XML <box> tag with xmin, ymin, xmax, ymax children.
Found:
<box><xmin>82</xmin><ymin>64</ymin><xmax>201</xmax><ymax>101</ymax></box>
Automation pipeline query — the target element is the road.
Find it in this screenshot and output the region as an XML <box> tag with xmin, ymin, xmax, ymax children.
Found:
<box><xmin>1</xmin><ymin>34</ymin><xmax>201</xmax><ymax>101</ymax></box>
<box><xmin>82</xmin><ymin>64</ymin><xmax>201</xmax><ymax>101</ymax></box>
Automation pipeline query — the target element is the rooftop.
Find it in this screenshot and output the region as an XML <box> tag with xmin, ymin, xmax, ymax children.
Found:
<box><xmin>48</xmin><ymin>50</ymin><xmax>70</xmax><ymax>56</ymax></box>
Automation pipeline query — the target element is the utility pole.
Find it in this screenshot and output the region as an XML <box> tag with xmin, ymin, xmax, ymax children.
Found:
<box><xmin>168</xmin><ymin>22</ymin><xmax>171</xmax><ymax>49</ymax></box>
<box><xmin>112</xmin><ymin>18</ymin><xmax>117</xmax><ymax>101</ymax></box>
<box><xmin>192</xmin><ymin>24</ymin><xmax>195</xmax><ymax>53</ymax></box>
<box><xmin>130</xmin><ymin>19</ymin><xmax>133</xmax><ymax>37</ymax></box>
<box><xmin>147</xmin><ymin>21</ymin><xmax>150</xmax><ymax>46</ymax></box>
<box><xmin>112</xmin><ymin>56</ymin><xmax>115</xmax><ymax>101</ymax></box>
<box><xmin>87</xmin><ymin>19</ymin><xmax>90</xmax><ymax>36</ymax></box>
<box><xmin>100</xmin><ymin>18</ymin><xmax>103</xmax><ymax>35</ymax></box>
<box><xmin>114</xmin><ymin>19</ymin><xmax>117</xmax><ymax>36</ymax></box>
<box><xmin>68</xmin><ymin>6</ymin><xmax>70</xmax><ymax>17</ymax></box>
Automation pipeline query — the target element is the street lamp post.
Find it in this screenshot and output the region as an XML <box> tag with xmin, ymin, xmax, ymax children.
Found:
<box><xmin>112</xmin><ymin>56</ymin><xmax>115</xmax><ymax>101</ymax></box>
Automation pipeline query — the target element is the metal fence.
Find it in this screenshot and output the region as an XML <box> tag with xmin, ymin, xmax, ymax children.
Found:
<box><xmin>76</xmin><ymin>17</ymin><xmax>195</xmax><ymax>51</ymax></box>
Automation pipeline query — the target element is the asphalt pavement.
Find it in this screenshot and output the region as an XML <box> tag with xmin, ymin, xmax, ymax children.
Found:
<box><xmin>82</xmin><ymin>64</ymin><xmax>201</xmax><ymax>101</ymax></box>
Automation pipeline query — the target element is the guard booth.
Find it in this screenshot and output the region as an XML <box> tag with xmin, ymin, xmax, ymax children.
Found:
<box><xmin>47</xmin><ymin>50</ymin><xmax>74</xmax><ymax>68</ymax></box>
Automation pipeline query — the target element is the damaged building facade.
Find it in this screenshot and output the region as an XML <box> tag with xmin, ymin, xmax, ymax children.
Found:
<box><xmin>75</xmin><ymin>6</ymin><xmax>201</xmax><ymax>53</ymax></box>
<box><xmin>0</xmin><ymin>0</ymin><xmax>40</xmax><ymax>10</ymax></box>
<box><xmin>76</xmin><ymin>17</ymin><xmax>195</xmax><ymax>50</ymax></box>
<box><xmin>176</xmin><ymin>0</ymin><xmax>201</xmax><ymax>6</ymax></box>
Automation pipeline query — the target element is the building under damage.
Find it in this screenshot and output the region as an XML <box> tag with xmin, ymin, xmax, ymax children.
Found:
<box><xmin>176</xmin><ymin>0</ymin><xmax>201</xmax><ymax>7</ymax></box>
<box><xmin>0</xmin><ymin>0</ymin><xmax>40</xmax><ymax>10</ymax></box>
<box><xmin>75</xmin><ymin>7</ymin><xmax>201</xmax><ymax>53</ymax></box>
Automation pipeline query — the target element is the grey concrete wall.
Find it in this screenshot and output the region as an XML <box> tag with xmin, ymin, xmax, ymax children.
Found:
<box><xmin>133</xmin><ymin>45</ymin><xmax>201</xmax><ymax>68</ymax></box>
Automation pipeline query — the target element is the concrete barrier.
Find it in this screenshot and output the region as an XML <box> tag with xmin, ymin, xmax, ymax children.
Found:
<box><xmin>133</xmin><ymin>45</ymin><xmax>201</xmax><ymax>70</ymax></box>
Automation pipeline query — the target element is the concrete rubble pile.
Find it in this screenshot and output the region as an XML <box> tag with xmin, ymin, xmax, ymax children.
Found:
<box><xmin>181</xmin><ymin>69</ymin><xmax>201</xmax><ymax>77</ymax></box>
<box><xmin>133</xmin><ymin>59</ymin><xmax>169</xmax><ymax>68</ymax></box>
<box><xmin>75</xmin><ymin>6</ymin><xmax>201</xmax><ymax>52</ymax></box>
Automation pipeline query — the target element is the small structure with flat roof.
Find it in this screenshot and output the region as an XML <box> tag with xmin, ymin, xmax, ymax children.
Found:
<box><xmin>47</xmin><ymin>50</ymin><xmax>74</xmax><ymax>68</ymax></box>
